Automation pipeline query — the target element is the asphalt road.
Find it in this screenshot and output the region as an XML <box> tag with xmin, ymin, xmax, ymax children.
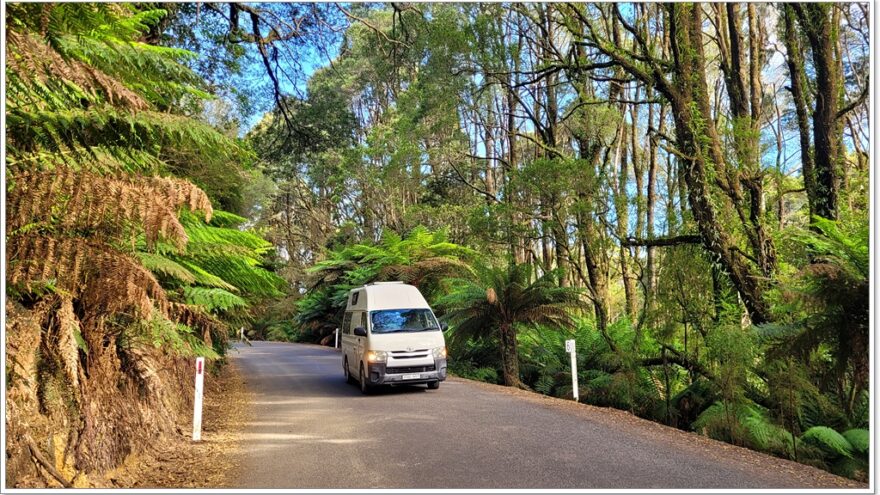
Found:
<box><xmin>229</xmin><ymin>341</ymin><xmax>847</xmax><ymax>489</ymax></box>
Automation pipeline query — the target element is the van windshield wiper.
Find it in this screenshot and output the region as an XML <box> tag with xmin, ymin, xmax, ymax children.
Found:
<box><xmin>376</xmin><ymin>326</ymin><xmax>438</xmax><ymax>333</ymax></box>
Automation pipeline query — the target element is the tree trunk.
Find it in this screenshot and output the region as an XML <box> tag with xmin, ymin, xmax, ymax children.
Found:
<box><xmin>782</xmin><ymin>5</ymin><xmax>817</xmax><ymax>221</ymax></box>
<box><xmin>616</xmin><ymin>123</ymin><xmax>637</xmax><ymax>322</ymax></box>
<box><xmin>499</xmin><ymin>322</ymin><xmax>522</xmax><ymax>387</ymax></box>
<box><xmin>507</xmin><ymin>18</ymin><xmax>526</xmax><ymax>264</ymax></box>
<box><xmin>665</xmin><ymin>4</ymin><xmax>770</xmax><ymax>324</ymax></box>
<box><xmin>576</xmin><ymin>139</ymin><xmax>614</xmax><ymax>352</ymax></box>
<box><xmin>646</xmin><ymin>96</ymin><xmax>664</xmax><ymax>311</ymax></box>
<box><xmin>485</xmin><ymin>108</ymin><xmax>496</xmax><ymax>201</ymax></box>
<box><xmin>717</xmin><ymin>3</ymin><xmax>776</xmax><ymax>278</ymax></box>
<box><xmin>796</xmin><ymin>4</ymin><xmax>841</xmax><ymax>221</ymax></box>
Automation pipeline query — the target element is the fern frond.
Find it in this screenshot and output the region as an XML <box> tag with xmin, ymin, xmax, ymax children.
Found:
<box><xmin>8</xmin><ymin>233</ymin><xmax>166</xmax><ymax>318</ymax></box>
<box><xmin>6</xmin><ymin>147</ymin><xmax>167</xmax><ymax>175</ymax></box>
<box><xmin>182</xmin><ymin>222</ymin><xmax>271</xmax><ymax>253</ymax></box>
<box><xmin>137</xmin><ymin>252</ymin><xmax>196</xmax><ymax>284</ymax></box>
<box><xmin>168</xmin><ymin>302</ymin><xmax>223</xmax><ymax>340</ymax></box>
<box><xmin>189</xmin><ymin>254</ymin><xmax>285</xmax><ymax>297</ymax></box>
<box><xmin>208</xmin><ymin>210</ymin><xmax>248</xmax><ymax>228</ymax></box>
<box><xmin>8</xmin><ymin>167</ymin><xmax>213</xmax><ymax>249</ymax></box>
<box><xmin>6</xmin><ymin>29</ymin><xmax>148</xmax><ymax>110</ymax></box>
<box><xmin>6</xmin><ymin>108</ymin><xmax>247</xmax><ymax>168</ymax></box>
<box><xmin>182</xmin><ymin>287</ymin><xmax>248</xmax><ymax>312</ymax></box>
<box><xmin>801</xmin><ymin>426</ymin><xmax>854</xmax><ymax>459</ymax></box>
<box><xmin>841</xmin><ymin>429</ymin><xmax>869</xmax><ymax>455</ymax></box>
<box><xmin>175</xmin><ymin>260</ymin><xmax>240</xmax><ymax>292</ymax></box>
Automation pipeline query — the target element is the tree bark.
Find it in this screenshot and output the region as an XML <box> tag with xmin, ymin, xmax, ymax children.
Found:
<box><xmin>498</xmin><ymin>321</ymin><xmax>522</xmax><ymax>387</ymax></box>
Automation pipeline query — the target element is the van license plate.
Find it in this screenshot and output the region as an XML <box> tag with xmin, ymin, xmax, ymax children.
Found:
<box><xmin>402</xmin><ymin>373</ymin><xmax>421</xmax><ymax>380</ymax></box>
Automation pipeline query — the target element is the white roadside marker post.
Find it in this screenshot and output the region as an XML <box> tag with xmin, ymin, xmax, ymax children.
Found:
<box><xmin>565</xmin><ymin>339</ymin><xmax>579</xmax><ymax>402</ymax></box>
<box><xmin>193</xmin><ymin>357</ymin><xmax>205</xmax><ymax>441</ymax></box>
<box><xmin>335</xmin><ymin>327</ymin><xmax>339</xmax><ymax>349</ymax></box>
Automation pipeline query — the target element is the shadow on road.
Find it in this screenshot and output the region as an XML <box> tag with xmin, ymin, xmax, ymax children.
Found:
<box><xmin>317</xmin><ymin>373</ymin><xmax>432</xmax><ymax>398</ymax></box>
<box><xmin>232</xmin><ymin>342</ymin><xmax>434</xmax><ymax>400</ymax></box>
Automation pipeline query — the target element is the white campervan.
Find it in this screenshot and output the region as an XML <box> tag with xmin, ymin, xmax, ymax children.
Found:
<box><xmin>340</xmin><ymin>282</ymin><xmax>448</xmax><ymax>394</ymax></box>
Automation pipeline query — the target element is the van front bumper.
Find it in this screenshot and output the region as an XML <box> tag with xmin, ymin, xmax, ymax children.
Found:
<box><xmin>367</xmin><ymin>358</ymin><xmax>447</xmax><ymax>386</ymax></box>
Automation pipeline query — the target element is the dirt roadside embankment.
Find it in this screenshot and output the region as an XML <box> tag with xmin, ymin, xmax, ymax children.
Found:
<box><xmin>96</xmin><ymin>359</ymin><xmax>250</xmax><ymax>488</ymax></box>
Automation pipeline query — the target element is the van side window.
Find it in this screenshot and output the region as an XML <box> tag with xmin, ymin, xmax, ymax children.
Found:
<box><xmin>342</xmin><ymin>312</ymin><xmax>352</xmax><ymax>335</ymax></box>
<box><xmin>351</xmin><ymin>291</ymin><xmax>359</xmax><ymax>305</ymax></box>
<box><xmin>360</xmin><ymin>312</ymin><xmax>368</xmax><ymax>331</ymax></box>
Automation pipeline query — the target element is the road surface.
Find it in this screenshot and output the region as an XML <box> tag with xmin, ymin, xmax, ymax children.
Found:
<box><xmin>228</xmin><ymin>341</ymin><xmax>853</xmax><ymax>489</ymax></box>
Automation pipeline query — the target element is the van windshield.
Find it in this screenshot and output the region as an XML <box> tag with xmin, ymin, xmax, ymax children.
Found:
<box><xmin>370</xmin><ymin>309</ymin><xmax>439</xmax><ymax>334</ymax></box>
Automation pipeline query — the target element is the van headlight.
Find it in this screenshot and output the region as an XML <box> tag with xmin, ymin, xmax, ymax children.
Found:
<box><xmin>432</xmin><ymin>346</ymin><xmax>447</xmax><ymax>359</ymax></box>
<box><xmin>366</xmin><ymin>350</ymin><xmax>387</xmax><ymax>363</ymax></box>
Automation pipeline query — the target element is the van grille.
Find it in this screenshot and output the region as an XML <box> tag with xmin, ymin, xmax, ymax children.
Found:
<box><xmin>387</xmin><ymin>365</ymin><xmax>435</xmax><ymax>374</ymax></box>
<box><xmin>391</xmin><ymin>350</ymin><xmax>429</xmax><ymax>359</ymax></box>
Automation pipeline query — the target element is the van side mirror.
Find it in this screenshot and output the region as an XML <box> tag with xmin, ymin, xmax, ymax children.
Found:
<box><xmin>353</xmin><ymin>326</ymin><xmax>367</xmax><ymax>337</ymax></box>
<box><xmin>440</xmin><ymin>322</ymin><xmax>449</xmax><ymax>332</ymax></box>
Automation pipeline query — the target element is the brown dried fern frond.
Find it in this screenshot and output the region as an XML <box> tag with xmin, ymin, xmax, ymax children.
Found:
<box><xmin>7</xmin><ymin>234</ymin><xmax>168</xmax><ymax>318</ymax></box>
<box><xmin>8</xmin><ymin>168</ymin><xmax>213</xmax><ymax>250</ymax></box>
<box><xmin>144</xmin><ymin>176</ymin><xmax>213</xmax><ymax>222</ymax></box>
<box><xmin>6</xmin><ymin>30</ymin><xmax>148</xmax><ymax>111</ymax></box>
<box><xmin>168</xmin><ymin>302</ymin><xmax>222</xmax><ymax>347</ymax></box>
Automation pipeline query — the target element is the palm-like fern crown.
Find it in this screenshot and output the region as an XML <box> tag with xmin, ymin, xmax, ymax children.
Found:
<box><xmin>437</xmin><ymin>263</ymin><xmax>582</xmax><ymax>344</ymax></box>
<box><xmin>293</xmin><ymin>227</ymin><xmax>474</xmax><ymax>334</ymax></box>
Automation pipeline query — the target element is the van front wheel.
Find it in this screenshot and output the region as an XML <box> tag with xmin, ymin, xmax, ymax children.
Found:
<box><xmin>427</xmin><ymin>381</ymin><xmax>440</xmax><ymax>390</ymax></box>
<box><xmin>359</xmin><ymin>364</ymin><xmax>371</xmax><ymax>395</ymax></box>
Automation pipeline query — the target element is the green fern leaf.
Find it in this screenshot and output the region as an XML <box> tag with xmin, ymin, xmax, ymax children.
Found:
<box><xmin>176</xmin><ymin>260</ymin><xmax>239</xmax><ymax>292</ymax></box>
<box><xmin>842</xmin><ymin>429</ymin><xmax>869</xmax><ymax>455</ymax></box>
<box><xmin>137</xmin><ymin>252</ymin><xmax>196</xmax><ymax>284</ymax></box>
<box><xmin>801</xmin><ymin>426</ymin><xmax>854</xmax><ymax>459</ymax></box>
<box><xmin>183</xmin><ymin>287</ymin><xmax>248</xmax><ymax>312</ymax></box>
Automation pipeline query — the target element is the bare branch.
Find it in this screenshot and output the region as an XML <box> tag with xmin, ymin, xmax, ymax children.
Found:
<box><xmin>836</xmin><ymin>81</ymin><xmax>869</xmax><ymax>121</ymax></box>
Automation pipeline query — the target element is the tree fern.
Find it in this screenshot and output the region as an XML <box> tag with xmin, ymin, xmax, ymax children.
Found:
<box><xmin>800</xmin><ymin>426</ymin><xmax>854</xmax><ymax>459</ymax></box>
<box><xmin>6</xmin><ymin>3</ymin><xmax>267</xmax><ymax>358</ymax></box>
<box><xmin>137</xmin><ymin>252</ymin><xmax>196</xmax><ymax>284</ymax></box>
<box><xmin>182</xmin><ymin>287</ymin><xmax>248</xmax><ymax>312</ymax></box>
<box><xmin>769</xmin><ymin>217</ymin><xmax>871</xmax><ymax>421</ymax></box>
<box><xmin>841</xmin><ymin>429</ymin><xmax>869</xmax><ymax>455</ymax></box>
<box><xmin>437</xmin><ymin>263</ymin><xmax>581</xmax><ymax>387</ymax></box>
<box><xmin>175</xmin><ymin>260</ymin><xmax>239</xmax><ymax>292</ymax></box>
<box><xmin>7</xmin><ymin>108</ymin><xmax>248</xmax><ymax>166</ymax></box>
<box><xmin>295</xmin><ymin>226</ymin><xmax>475</xmax><ymax>339</ymax></box>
